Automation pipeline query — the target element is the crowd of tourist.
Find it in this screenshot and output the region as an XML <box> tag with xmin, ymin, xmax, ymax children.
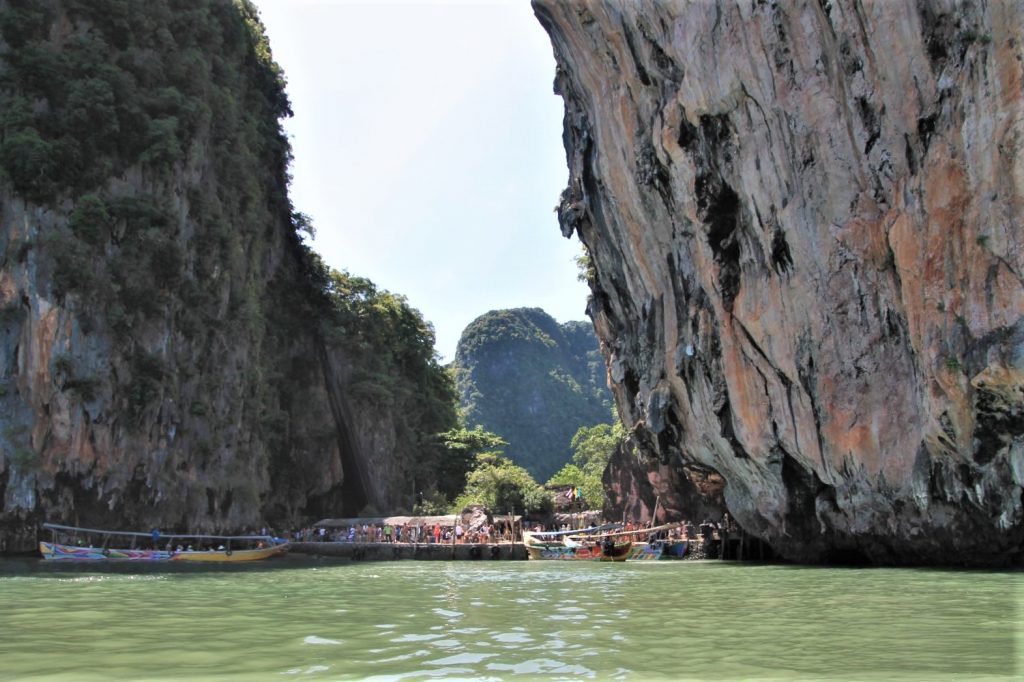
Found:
<box><xmin>285</xmin><ymin>521</ymin><xmax>518</xmax><ymax>544</ymax></box>
<box><xmin>528</xmin><ymin>516</ymin><xmax>734</xmax><ymax>542</ymax></box>
<box><xmin>272</xmin><ymin>514</ymin><xmax>735</xmax><ymax>545</ymax></box>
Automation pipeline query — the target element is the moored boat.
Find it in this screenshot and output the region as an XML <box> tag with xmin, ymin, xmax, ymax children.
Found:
<box><xmin>39</xmin><ymin>523</ymin><xmax>289</xmax><ymax>562</ymax></box>
<box><xmin>523</xmin><ymin>524</ymin><xmax>631</xmax><ymax>561</ymax></box>
<box><xmin>658</xmin><ymin>539</ymin><xmax>688</xmax><ymax>559</ymax></box>
<box><xmin>609</xmin><ymin>522</ymin><xmax>686</xmax><ymax>562</ymax></box>
<box><xmin>625</xmin><ymin>541</ymin><xmax>663</xmax><ymax>561</ymax></box>
<box><xmin>523</xmin><ymin>536</ymin><xmax>632</xmax><ymax>561</ymax></box>
<box><xmin>624</xmin><ymin>538</ymin><xmax>689</xmax><ymax>561</ymax></box>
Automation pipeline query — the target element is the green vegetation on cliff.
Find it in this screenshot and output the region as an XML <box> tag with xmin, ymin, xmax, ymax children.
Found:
<box><xmin>452</xmin><ymin>308</ymin><xmax>611</xmax><ymax>481</ymax></box>
<box><xmin>311</xmin><ymin>265</ymin><xmax>461</xmax><ymax>510</ymax></box>
<box><xmin>0</xmin><ymin>0</ymin><xmax>461</xmax><ymax>533</ymax></box>
<box><xmin>0</xmin><ymin>0</ymin><xmax>291</xmax><ymax>202</ymax></box>
<box><xmin>0</xmin><ymin>0</ymin><xmax>300</xmax><ymax>434</ymax></box>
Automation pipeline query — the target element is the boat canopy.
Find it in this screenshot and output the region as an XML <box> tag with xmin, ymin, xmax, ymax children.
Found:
<box><xmin>525</xmin><ymin>523</ymin><xmax>622</xmax><ymax>538</ymax></box>
<box><xmin>42</xmin><ymin>523</ymin><xmax>275</xmax><ymax>541</ymax></box>
<box><xmin>314</xmin><ymin>515</ymin><xmax>522</xmax><ymax>528</ymax></box>
<box><xmin>571</xmin><ymin>521</ymin><xmax>684</xmax><ymax>540</ymax></box>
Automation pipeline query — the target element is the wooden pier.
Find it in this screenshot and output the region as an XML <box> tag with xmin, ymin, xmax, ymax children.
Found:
<box><xmin>290</xmin><ymin>535</ymin><xmax>774</xmax><ymax>562</ymax></box>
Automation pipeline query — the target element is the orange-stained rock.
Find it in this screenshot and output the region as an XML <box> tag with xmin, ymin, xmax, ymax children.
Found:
<box><xmin>535</xmin><ymin>0</ymin><xmax>1024</xmax><ymax>565</ymax></box>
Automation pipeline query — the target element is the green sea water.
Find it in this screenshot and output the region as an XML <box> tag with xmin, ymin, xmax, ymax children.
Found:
<box><xmin>0</xmin><ymin>557</ymin><xmax>1020</xmax><ymax>681</ymax></box>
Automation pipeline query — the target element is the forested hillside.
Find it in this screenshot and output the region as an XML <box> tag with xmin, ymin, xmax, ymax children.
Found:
<box><xmin>452</xmin><ymin>308</ymin><xmax>611</xmax><ymax>481</ymax></box>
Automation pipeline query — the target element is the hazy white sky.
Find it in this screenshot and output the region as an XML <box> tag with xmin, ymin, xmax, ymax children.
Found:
<box><xmin>252</xmin><ymin>0</ymin><xmax>589</xmax><ymax>361</ymax></box>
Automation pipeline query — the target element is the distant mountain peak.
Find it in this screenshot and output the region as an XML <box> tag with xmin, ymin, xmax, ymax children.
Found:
<box><xmin>452</xmin><ymin>308</ymin><xmax>612</xmax><ymax>481</ymax></box>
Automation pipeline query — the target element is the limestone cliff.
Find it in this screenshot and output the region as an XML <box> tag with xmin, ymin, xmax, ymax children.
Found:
<box><xmin>0</xmin><ymin>0</ymin><xmax>456</xmax><ymax>551</ymax></box>
<box><xmin>535</xmin><ymin>0</ymin><xmax>1024</xmax><ymax>565</ymax></box>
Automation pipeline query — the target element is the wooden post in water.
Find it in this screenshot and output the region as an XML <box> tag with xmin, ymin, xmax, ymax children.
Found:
<box><xmin>646</xmin><ymin>495</ymin><xmax>661</xmax><ymax>545</ymax></box>
<box><xmin>450</xmin><ymin>513</ymin><xmax>457</xmax><ymax>559</ymax></box>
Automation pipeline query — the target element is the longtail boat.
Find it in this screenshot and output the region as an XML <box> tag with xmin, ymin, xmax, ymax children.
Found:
<box><xmin>589</xmin><ymin>522</ymin><xmax>685</xmax><ymax>562</ymax></box>
<box><xmin>522</xmin><ymin>523</ymin><xmax>631</xmax><ymax>561</ymax></box>
<box><xmin>658</xmin><ymin>539</ymin><xmax>689</xmax><ymax>559</ymax></box>
<box><xmin>622</xmin><ymin>539</ymin><xmax>687</xmax><ymax>560</ymax></box>
<box><xmin>39</xmin><ymin>523</ymin><xmax>289</xmax><ymax>562</ymax></box>
<box><xmin>625</xmin><ymin>542</ymin><xmax>663</xmax><ymax>561</ymax></box>
<box><xmin>522</xmin><ymin>535</ymin><xmax>632</xmax><ymax>561</ymax></box>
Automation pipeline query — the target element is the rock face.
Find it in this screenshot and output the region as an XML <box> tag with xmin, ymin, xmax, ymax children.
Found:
<box><xmin>0</xmin><ymin>0</ymin><xmax>455</xmax><ymax>551</ymax></box>
<box><xmin>452</xmin><ymin>308</ymin><xmax>611</xmax><ymax>481</ymax></box>
<box><xmin>534</xmin><ymin>0</ymin><xmax>1024</xmax><ymax>565</ymax></box>
<box><xmin>603</xmin><ymin>432</ymin><xmax>726</xmax><ymax>529</ymax></box>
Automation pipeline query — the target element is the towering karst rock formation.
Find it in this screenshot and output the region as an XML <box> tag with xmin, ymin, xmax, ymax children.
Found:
<box><xmin>0</xmin><ymin>0</ymin><xmax>456</xmax><ymax>551</ymax></box>
<box><xmin>534</xmin><ymin>0</ymin><xmax>1023</xmax><ymax>565</ymax></box>
<box><xmin>452</xmin><ymin>308</ymin><xmax>612</xmax><ymax>481</ymax></box>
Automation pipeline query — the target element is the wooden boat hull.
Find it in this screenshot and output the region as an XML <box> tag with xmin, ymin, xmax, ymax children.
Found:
<box><xmin>171</xmin><ymin>544</ymin><xmax>289</xmax><ymax>562</ymax></box>
<box><xmin>625</xmin><ymin>542</ymin><xmax>664</xmax><ymax>561</ymax></box>
<box><xmin>524</xmin><ymin>540</ymin><xmax>631</xmax><ymax>561</ymax></box>
<box><xmin>658</xmin><ymin>540</ymin><xmax>688</xmax><ymax>559</ymax></box>
<box><xmin>39</xmin><ymin>542</ymin><xmax>289</xmax><ymax>562</ymax></box>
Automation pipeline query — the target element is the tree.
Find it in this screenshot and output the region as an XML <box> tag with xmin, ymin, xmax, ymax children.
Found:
<box><xmin>65</xmin><ymin>77</ymin><xmax>120</xmax><ymax>145</ymax></box>
<box><xmin>575</xmin><ymin>246</ymin><xmax>595</xmax><ymax>283</ymax></box>
<box><xmin>570</xmin><ymin>419</ymin><xmax>624</xmax><ymax>469</ymax></box>
<box><xmin>0</xmin><ymin>128</ymin><xmax>55</xmax><ymax>198</ymax></box>
<box><xmin>139</xmin><ymin>116</ymin><xmax>182</xmax><ymax>167</ymax></box>
<box><xmin>452</xmin><ymin>451</ymin><xmax>552</xmax><ymax>516</ymax></box>
<box><xmin>437</xmin><ymin>426</ymin><xmax>551</xmax><ymax>515</ymax></box>
<box><xmin>546</xmin><ymin>463</ymin><xmax>586</xmax><ymax>488</ymax></box>
<box><xmin>68</xmin><ymin>194</ymin><xmax>110</xmax><ymax>245</ymax></box>
<box><xmin>439</xmin><ymin>426</ymin><xmax>507</xmax><ymax>458</ymax></box>
<box><xmin>432</xmin><ymin>426</ymin><xmax>507</xmax><ymax>500</ymax></box>
<box><xmin>545</xmin><ymin>416</ymin><xmax>625</xmax><ymax>509</ymax></box>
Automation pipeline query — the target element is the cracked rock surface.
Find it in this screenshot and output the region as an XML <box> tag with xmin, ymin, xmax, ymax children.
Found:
<box><xmin>535</xmin><ymin>0</ymin><xmax>1023</xmax><ymax>565</ymax></box>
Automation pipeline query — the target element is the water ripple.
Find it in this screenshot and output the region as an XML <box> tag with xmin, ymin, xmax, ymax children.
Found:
<box><xmin>431</xmin><ymin>607</ymin><xmax>463</xmax><ymax>619</ymax></box>
<box><xmin>0</xmin><ymin>559</ymin><xmax>1019</xmax><ymax>680</ymax></box>
<box><xmin>302</xmin><ymin>635</ymin><xmax>341</xmax><ymax>646</ymax></box>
